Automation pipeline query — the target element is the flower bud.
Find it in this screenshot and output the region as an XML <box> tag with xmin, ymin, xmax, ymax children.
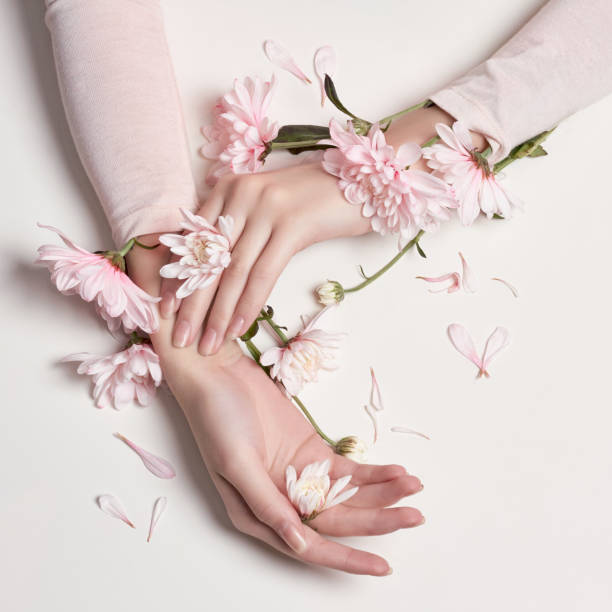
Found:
<box><xmin>335</xmin><ymin>436</ymin><xmax>368</xmax><ymax>462</ymax></box>
<box><xmin>315</xmin><ymin>280</ymin><xmax>344</xmax><ymax>306</ymax></box>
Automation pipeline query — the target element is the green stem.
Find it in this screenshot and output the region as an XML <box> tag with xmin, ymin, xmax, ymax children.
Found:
<box><xmin>244</xmin><ymin>338</ymin><xmax>261</xmax><ymax>362</ymax></box>
<box><xmin>421</xmin><ymin>135</ymin><xmax>439</xmax><ymax>148</ymax></box>
<box><xmin>292</xmin><ymin>396</ymin><xmax>337</xmax><ymax>447</ymax></box>
<box><xmin>344</xmin><ymin>230</ymin><xmax>425</xmax><ymax>294</ymax></box>
<box><xmin>117</xmin><ymin>238</ymin><xmax>135</xmax><ymax>257</ymax></box>
<box><xmin>259</xmin><ymin>309</ymin><xmax>289</xmax><ymax>344</ymax></box>
<box><xmin>269</xmin><ymin>139</ymin><xmax>325</xmax><ymax>151</ymax></box>
<box><xmin>493</xmin><ymin>128</ymin><xmax>555</xmax><ymax>174</ymax></box>
<box><xmin>379</xmin><ymin>99</ymin><xmax>431</xmax><ymax>127</ymax></box>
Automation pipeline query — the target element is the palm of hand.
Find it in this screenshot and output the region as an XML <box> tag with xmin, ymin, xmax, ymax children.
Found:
<box><xmin>171</xmin><ymin>348</ymin><xmax>424</xmax><ymax>576</ymax></box>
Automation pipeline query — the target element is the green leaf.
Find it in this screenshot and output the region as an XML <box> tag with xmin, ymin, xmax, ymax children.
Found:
<box><xmin>492</xmin><ymin>213</ymin><xmax>505</xmax><ymax>220</ymax></box>
<box><xmin>357</xmin><ymin>264</ymin><xmax>368</xmax><ymax>280</ymax></box>
<box><xmin>324</xmin><ymin>75</ymin><xmax>359</xmax><ymax>120</ymax></box>
<box><xmin>416</xmin><ymin>242</ymin><xmax>427</xmax><ymax>258</ymax></box>
<box><xmin>287</xmin><ymin>144</ymin><xmax>334</xmax><ymax>156</ymax></box>
<box><xmin>528</xmin><ymin>145</ymin><xmax>548</xmax><ymax>158</ymax></box>
<box><xmin>240</xmin><ymin>320</ymin><xmax>259</xmax><ymax>342</ymax></box>
<box><xmin>273</xmin><ymin>124</ymin><xmax>331</xmax><ymax>144</ymax></box>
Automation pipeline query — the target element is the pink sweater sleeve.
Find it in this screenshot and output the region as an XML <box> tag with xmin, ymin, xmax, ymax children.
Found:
<box><xmin>430</xmin><ymin>0</ymin><xmax>612</xmax><ymax>162</ymax></box>
<box><xmin>44</xmin><ymin>0</ymin><xmax>198</xmax><ymax>247</ymax></box>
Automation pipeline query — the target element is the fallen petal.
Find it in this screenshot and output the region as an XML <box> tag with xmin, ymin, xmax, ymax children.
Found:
<box><xmin>114</xmin><ymin>433</ymin><xmax>176</xmax><ymax>479</ymax></box>
<box><xmin>263</xmin><ymin>40</ymin><xmax>311</xmax><ymax>84</ymax></box>
<box><xmin>458</xmin><ymin>252</ymin><xmax>479</xmax><ymax>293</ymax></box>
<box><xmin>390</xmin><ymin>426</ymin><xmax>431</xmax><ymax>440</ymax></box>
<box><xmin>416</xmin><ymin>272</ymin><xmax>461</xmax><ymax>294</ymax></box>
<box><xmin>97</xmin><ymin>494</ymin><xmax>135</xmax><ymax>528</ymax></box>
<box><xmin>314</xmin><ymin>45</ymin><xmax>336</xmax><ymax>106</ymax></box>
<box><xmin>480</xmin><ymin>327</ymin><xmax>510</xmax><ymax>376</ymax></box>
<box><xmin>447</xmin><ymin>323</ymin><xmax>482</xmax><ymax>371</ymax></box>
<box><xmin>147</xmin><ymin>497</ymin><xmax>167</xmax><ymax>543</ymax></box>
<box><xmin>364</xmin><ymin>404</ymin><xmax>379</xmax><ymax>445</ymax></box>
<box><xmin>369</xmin><ymin>367</ymin><xmax>384</xmax><ymax>411</ymax></box>
<box><xmin>491</xmin><ymin>277</ymin><xmax>519</xmax><ymax>298</ymax></box>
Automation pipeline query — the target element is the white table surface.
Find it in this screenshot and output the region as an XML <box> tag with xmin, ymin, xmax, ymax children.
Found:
<box><xmin>2</xmin><ymin>1</ymin><xmax>612</xmax><ymax>610</ymax></box>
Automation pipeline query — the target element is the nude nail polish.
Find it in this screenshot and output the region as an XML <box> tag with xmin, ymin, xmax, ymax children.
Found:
<box><xmin>280</xmin><ymin>523</ymin><xmax>307</xmax><ymax>554</ymax></box>
<box><xmin>227</xmin><ymin>316</ymin><xmax>245</xmax><ymax>339</ymax></box>
<box><xmin>199</xmin><ymin>328</ymin><xmax>217</xmax><ymax>355</ymax></box>
<box><xmin>159</xmin><ymin>292</ymin><xmax>175</xmax><ymax>319</ymax></box>
<box><xmin>173</xmin><ymin>320</ymin><xmax>191</xmax><ymax>348</ymax></box>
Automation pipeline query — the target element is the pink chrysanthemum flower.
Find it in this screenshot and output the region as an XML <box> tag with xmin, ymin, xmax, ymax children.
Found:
<box><xmin>64</xmin><ymin>343</ymin><xmax>162</xmax><ymax>410</ymax></box>
<box><xmin>422</xmin><ymin>121</ymin><xmax>522</xmax><ymax>225</ymax></box>
<box><xmin>260</xmin><ymin>307</ymin><xmax>342</xmax><ymax>397</ymax></box>
<box><xmin>322</xmin><ymin>119</ymin><xmax>456</xmax><ymax>244</ymax></box>
<box><xmin>201</xmin><ymin>75</ymin><xmax>279</xmax><ymax>185</ymax></box>
<box><xmin>36</xmin><ymin>224</ymin><xmax>160</xmax><ymax>334</ymax></box>
<box><xmin>159</xmin><ymin>209</ymin><xmax>233</xmax><ymax>299</ymax></box>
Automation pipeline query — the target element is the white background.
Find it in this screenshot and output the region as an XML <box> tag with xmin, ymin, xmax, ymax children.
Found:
<box><xmin>2</xmin><ymin>0</ymin><xmax>611</xmax><ymax>610</ymax></box>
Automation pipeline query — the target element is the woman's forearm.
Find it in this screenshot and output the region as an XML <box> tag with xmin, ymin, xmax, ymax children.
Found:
<box><xmin>429</xmin><ymin>0</ymin><xmax>612</xmax><ymax>162</ymax></box>
<box><xmin>44</xmin><ymin>0</ymin><xmax>198</xmax><ymax>246</ymax></box>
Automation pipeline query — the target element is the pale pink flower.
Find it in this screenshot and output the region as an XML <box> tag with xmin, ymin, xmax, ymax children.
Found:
<box><xmin>64</xmin><ymin>343</ymin><xmax>162</xmax><ymax>410</ymax></box>
<box><xmin>200</xmin><ymin>75</ymin><xmax>279</xmax><ymax>185</ymax></box>
<box><xmin>263</xmin><ymin>40</ymin><xmax>311</xmax><ymax>84</ymax></box>
<box><xmin>447</xmin><ymin>324</ymin><xmax>510</xmax><ymax>378</ymax></box>
<box><xmin>416</xmin><ymin>272</ymin><xmax>461</xmax><ymax>294</ymax></box>
<box><xmin>423</xmin><ymin>121</ymin><xmax>522</xmax><ymax>225</ymax></box>
<box><xmin>36</xmin><ymin>224</ymin><xmax>160</xmax><ymax>334</ymax></box>
<box><xmin>259</xmin><ymin>307</ymin><xmax>342</xmax><ymax>397</ymax></box>
<box><xmin>159</xmin><ymin>209</ymin><xmax>233</xmax><ymax>299</ymax></box>
<box><xmin>285</xmin><ymin>459</ymin><xmax>358</xmax><ymax>520</ymax></box>
<box><xmin>322</xmin><ymin>119</ymin><xmax>456</xmax><ymax>244</ymax></box>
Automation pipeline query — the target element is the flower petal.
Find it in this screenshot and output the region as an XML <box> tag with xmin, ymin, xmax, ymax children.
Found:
<box><xmin>114</xmin><ymin>433</ymin><xmax>176</xmax><ymax>479</ymax></box>
<box><xmin>447</xmin><ymin>323</ymin><xmax>482</xmax><ymax>371</ymax></box>
<box><xmin>263</xmin><ymin>40</ymin><xmax>311</xmax><ymax>84</ymax></box>
<box><xmin>147</xmin><ymin>497</ymin><xmax>167</xmax><ymax>543</ymax></box>
<box><xmin>480</xmin><ymin>327</ymin><xmax>510</xmax><ymax>376</ymax></box>
<box><xmin>97</xmin><ymin>494</ymin><xmax>135</xmax><ymax>528</ymax></box>
<box><xmin>491</xmin><ymin>277</ymin><xmax>519</xmax><ymax>298</ymax></box>
<box><xmin>369</xmin><ymin>367</ymin><xmax>384</xmax><ymax>412</ymax></box>
<box><xmin>390</xmin><ymin>426</ymin><xmax>430</xmax><ymax>440</ymax></box>
<box><xmin>313</xmin><ymin>45</ymin><xmax>336</xmax><ymax>105</ymax></box>
<box><xmin>458</xmin><ymin>252</ymin><xmax>479</xmax><ymax>293</ymax></box>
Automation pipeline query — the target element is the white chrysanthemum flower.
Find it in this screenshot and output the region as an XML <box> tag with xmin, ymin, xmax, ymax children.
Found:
<box><xmin>159</xmin><ymin>209</ymin><xmax>234</xmax><ymax>299</ymax></box>
<box><xmin>259</xmin><ymin>307</ymin><xmax>342</xmax><ymax>397</ymax></box>
<box><xmin>335</xmin><ymin>436</ymin><xmax>368</xmax><ymax>462</ymax></box>
<box><xmin>285</xmin><ymin>459</ymin><xmax>359</xmax><ymax>520</ymax></box>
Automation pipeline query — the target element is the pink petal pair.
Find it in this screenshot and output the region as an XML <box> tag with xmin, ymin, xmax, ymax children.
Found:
<box><xmin>447</xmin><ymin>324</ymin><xmax>510</xmax><ymax>378</ymax></box>
<box><xmin>416</xmin><ymin>252</ymin><xmax>478</xmax><ymax>294</ymax></box>
<box><xmin>97</xmin><ymin>494</ymin><xmax>167</xmax><ymax>542</ymax></box>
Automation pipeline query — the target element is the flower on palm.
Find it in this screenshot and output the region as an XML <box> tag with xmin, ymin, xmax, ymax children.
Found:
<box><xmin>285</xmin><ymin>459</ymin><xmax>358</xmax><ymax>520</ymax></box>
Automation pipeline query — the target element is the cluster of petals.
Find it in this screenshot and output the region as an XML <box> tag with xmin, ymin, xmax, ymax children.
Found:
<box><xmin>64</xmin><ymin>343</ymin><xmax>162</xmax><ymax>410</ymax></box>
<box><xmin>447</xmin><ymin>324</ymin><xmax>509</xmax><ymax>378</ymax></box>
<box><xmin>159</xmin><ymin>209</ymin><xmax>233</xmax><ymax>299</ymax></box>
<box><xmin>285</xmin><ymin>459</ymin><xmax>358</xmax><ymax>520</ymax></box>
<box><xmin>200</xmin><ymin>75</ymin><xmax>279</xmax><ymax>185</ymax></box>
<box><xmin>416</xmin><ymin>251</ymin><xmax>478</xmax><ymax>294</ymax></box>
<box><xmin>36</xmin><ymin>224</ymin><xmax>160</xmax><ymax>334</ymax></box>
<box><xmin>260</xmin><ymin>307</ymin><xmax>342</xmax><ymax>397</ymax></box>
<box><xmin>322</xmin><ymin>119</ymin><xmax>456</xmax><ymax>243</ymax></box>
<box><xmin>423</xmin><ymin>121</ymin><xmax>522</xmax><ymax>225</ymax></box>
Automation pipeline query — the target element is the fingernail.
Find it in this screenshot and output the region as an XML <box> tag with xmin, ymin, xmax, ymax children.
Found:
<box><xmin>199</xmin><ymin>328</ymin><xmax>217</xmax><ymax>355</ymax></box>
<box><xmin>173</xmin><ymin>320</ymin><xmax>191</xmax><ymax>348</ymax></box>
<box><xmin>385</xmin><ymin>568</ymin><xmax>394</xmax><ymax>576</ymax></box>
<box><xmin>159</xmin><ymin>292</ymin><xmax>175</xmax><ymax>319</ymax></box>
<box><xmin>226</xmin><ymin>316</ymin><xmax>245</xmax><ymax>339</ymax></box>
<box><xmin>279</xmin><ymin>523</ymin><xmax>307</xmax><ymax>554</ymax></box>
<box><xmin>418</xmin><ymin>515</ymin><xmax>426</xmax><ymax>526</ymax></box>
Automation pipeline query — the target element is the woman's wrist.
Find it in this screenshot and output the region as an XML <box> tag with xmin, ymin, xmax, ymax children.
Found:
<box><xmin>384</xmin><ymin>104</ymin><xmax>486</xmax><ymax>159</ymax></box>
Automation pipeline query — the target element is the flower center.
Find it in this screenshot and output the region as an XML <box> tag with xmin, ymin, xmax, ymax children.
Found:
<box><xmin>471</xmin><ymin>150</ymin><xmax>492</xmax><ymax>176</ymax></box>
<box><xmin>296</xmin><ymin>477</ymin><xmax>327</xmax><ymax>505</ymax></box>
<box><xmin>192</xmin><ymin>239</ymin><xmax>210</xmax><ymax>264</ymax></box>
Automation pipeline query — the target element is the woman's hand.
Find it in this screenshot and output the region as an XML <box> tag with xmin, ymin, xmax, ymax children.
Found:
<box><xmin>156</xmin><ymin>333</ymin><xmax>425</xmax><ymax>576</ymax></box>
<box><xmin>127</xmin><ymin>243</ymin><xmax>424</xmax><ymax>575</ymax></box>
<box><xmin>158</xmin><ymin>161</ymin><xmax>371</xmax><ymax>354</ymax></box>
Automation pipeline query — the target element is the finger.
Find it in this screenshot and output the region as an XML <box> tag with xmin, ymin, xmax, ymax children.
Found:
<box><xmin>226</xmin><ymin>232</ymin><xmax>296</xmax><ymax>341</ymax></box>
<box><xmin>310</xmin><ymin>505</ymin><xmax>424</xmax><ymax>537</ymax></box>
<box><xmin>159</xmin><ymin>255</ymin><xmax>183</xmax><ymax>319</ymax></box>
<box><xmin>343</xmin><ymin>474</ymin><xmax>423</xmax><ymax>509</ymax></box>
<box><xmin>198</xmin><ymin>177</ymin><xmax>231</xmax><ymax>226</ymax></box>
<box><xmin>213</xmin><ymin>473</ymin><xmax>391</xmax><ymax>576</ymax></box>
<box><xmin>223</xmin><ymin>455</ymin><xmax>308</xmax><ymax>555</ymax></box>
<box><xmin>203</xmin><ymin>220</ymin><xmax>271</xmax><ymax>352</ymax></box>
<box><xmin>330</xmin><ymin>456</ymin><xmax>408</xmax><ymax>486</ymax></box>
<box><xmin>171</xmin><ymin>281</ymin><xmax>220</xmax><ymax>348</ymax></box>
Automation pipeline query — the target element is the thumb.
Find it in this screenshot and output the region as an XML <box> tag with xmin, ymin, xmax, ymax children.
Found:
<box><xmin>224</xmin><ymin>458</ymin><xmax>307</xmax><ymax>555</ymax></box>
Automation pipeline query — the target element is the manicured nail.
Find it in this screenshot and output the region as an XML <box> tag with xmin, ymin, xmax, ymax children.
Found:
<box><xmin>279</xmin><ymin>523</ymin><xmax>307</xmax><ymax>554</ymax></box>
<box><xmin>418</xmin><ymin>515</ymin><xmax>426</xmax><ymax>525</ymax></box>
<box><xmin>227</xmin><ymin>316</ymin><xmax>245</xmax><ymax>339</ymax></box>
<box><xmin>199</xmin><ymin>328</ymin><xmax>217</xmax><ymax>356</ymax></box>
<box><xmin>173</xmin><ymin>320</ymin><xmax>191</xmax><ymax>348</ymax></box>
<box><xmin>385</xmin><ymin>568</ymin><xmax>394</xmax><ymax>576</ymax></box>
<box><xmin>159</xmin><ymin>292</ymin><xmax>175</xmax><ymax>319</ymax></box>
